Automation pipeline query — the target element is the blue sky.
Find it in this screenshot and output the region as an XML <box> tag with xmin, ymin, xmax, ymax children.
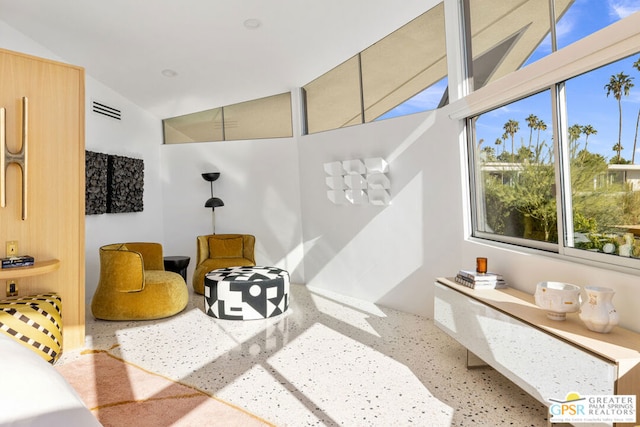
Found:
<box><xmin>477</xmin><ymin>51</ymin><xmax>640</xmax><ymax>162</ymax></box>
<box><xmin>493</xmin><ymin>0</ymin><xmax>640</xmax><ymax>161</ymax></box>
<box><xmin>381</xmin><ymin>0</ymin><xmax>640</xmax><ymax>161</ymax></box>
<box><xmin>530</xmin><ymin>0</ymin><xmax>640</xmax><ymax>59</ymax></box>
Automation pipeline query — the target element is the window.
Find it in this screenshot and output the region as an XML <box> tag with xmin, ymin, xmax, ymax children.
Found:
<box><xmin>223</xmin><ymin>93</ymin><xmax>293</xmax><ymax>141</ymax></box>
<box><xmin>555</xmin><ymin>0</ymin><xmax>637</xmax><ymax>51</ymax></box>
<box><xmin>470</xmin><ymin>90</ymin><xmax>558</xmax><ymax>248</ymax></box>
<box><xmin>163</xmin><ymin>108</ymin><xmax>223</xmax><ymax>144</ymax></box>
<box><xmin>303</xmin><ymin>56</ymin><xmax>363</xmax><ymax>135</ymax></box>
<box><xmin>303</xmin><ymin>3</ymin><xmax>448</xmax><ymax>134</ymax></box>
<box><xmin>564</xmin><ymin>55</ymin><xmax>640</xmax><ymax>260</ymax></box>
<box><xmin>468</xmin><ymin>51</ymin><xmax>640</xmax><ymax>267</ymax></box>
<box><xmin>467</xmin><ymin>0</ymin><xmax>635</xmax><ymax>91</ymax></box>
<box><xmin>360</xmin><ymin>3</ymin><xmax>447</xmax><ymax>122</ymax></box>
<box><xmin>162</xmin><ymin>93</ymin><xmax>292</xmax><ymax>144</ymax></box>
<box><xmin>468</xmin><ymin>0</ymin><xmax>553</xmax><ymax>90</ymax></box>
<box><xmin>466</xmin><ymin>0</ymin><xmax>640</xmax><ymax>271</ymax></box>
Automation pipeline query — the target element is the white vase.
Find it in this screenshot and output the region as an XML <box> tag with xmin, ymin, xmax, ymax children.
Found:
<box><xmin>579</xmin><ymin>286</ymin><xmax>619</xmax><ymax>333</ymax></box>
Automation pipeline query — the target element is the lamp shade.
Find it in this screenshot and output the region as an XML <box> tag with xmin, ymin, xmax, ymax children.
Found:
<box><xmin>205</xmin><ymin>197</ymin><xmax>224</xmax><ymax>209</ymax></box>
<box><xmin>202</xmin><ymin>172</ymin><xmax>220</xmax><ymax>182</ymax></box>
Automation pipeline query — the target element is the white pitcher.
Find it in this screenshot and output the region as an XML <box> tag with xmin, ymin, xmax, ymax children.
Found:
<box><xmin>579</xmin><ymin>286</ymin><xmax>619</xmax><ymax>333</ymax></box>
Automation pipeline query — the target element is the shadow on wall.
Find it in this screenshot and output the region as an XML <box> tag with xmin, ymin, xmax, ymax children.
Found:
<box><xmin>159</xmin><ymin>138</ymin><xmax>305</xmax><ymax>285</ymax></box>
<box><xmin>298</xmin><ymin>111</ymin><xmax>458</xmax><ymax>314</ymax></box>
<box><xmin>303</xmin><ymin>171</ymin><xmax>424</xmax><ymax>302</ymax></box>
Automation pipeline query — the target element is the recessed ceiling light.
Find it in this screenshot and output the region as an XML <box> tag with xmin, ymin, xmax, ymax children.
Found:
<box><xmin>161</xmin><ymin>69</ymin><xmax>178</xmax><ymax>78</ymax></box>
<box><xmin>243</xmin><ymin>18</ymin><xmax>262</xmax><ymax>29</ymax></box>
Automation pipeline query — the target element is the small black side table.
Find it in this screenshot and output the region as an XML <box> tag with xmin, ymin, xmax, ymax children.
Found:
<box><xmin>163</xmin><ymin>256</ymin><xmax>190</xmax><ymax>282</ymax></box>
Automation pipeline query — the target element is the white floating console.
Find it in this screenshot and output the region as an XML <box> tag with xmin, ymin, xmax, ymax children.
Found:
<box><xmin>434</xmin><ymin>277</ymin><xmax>640</xmax><ymax>427</ymax></box>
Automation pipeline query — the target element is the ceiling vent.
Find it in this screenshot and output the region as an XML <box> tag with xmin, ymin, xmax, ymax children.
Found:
<box><xmin>92</xmin><ymin>101</ymin><xmax>121</xmax><ymax>120</ymax></box>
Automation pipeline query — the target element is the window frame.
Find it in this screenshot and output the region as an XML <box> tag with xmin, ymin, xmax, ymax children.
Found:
<box><xmin>456</xmin><ymin>13</ymin><xmax>640</xmax><ymax>275</ymax></box>
<box><xmin>466</xmin><ymin>91</ymin><xmax>560</xmax><ymax>254</ymax></box>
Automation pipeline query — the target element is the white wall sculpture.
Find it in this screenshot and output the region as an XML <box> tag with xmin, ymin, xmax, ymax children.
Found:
<box><xmin>323</xmin><ymin>157</ymin><xmax>391</xmax><ymax>205</ymax></box>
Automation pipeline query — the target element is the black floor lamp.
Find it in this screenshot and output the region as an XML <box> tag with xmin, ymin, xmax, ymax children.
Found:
<box><xmin>202</xmin><ymin>172</ymin><xmax>224</xmax><ymax>234</ymax></box>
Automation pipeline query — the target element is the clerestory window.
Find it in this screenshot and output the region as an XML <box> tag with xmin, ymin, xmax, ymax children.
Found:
<box><xmin>303</xmin><ymin>3</ymin><xmax>448</xmax><ymax>134</ymax></box>
<box><xmin>162</xmin><ymin>92</ymin><xmax>292</xmax><ymax>144</ymax></box>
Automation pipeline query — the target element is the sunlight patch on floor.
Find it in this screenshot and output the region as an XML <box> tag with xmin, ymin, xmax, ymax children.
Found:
<box><xmin>266</xmin><ymin>322</ymin><xmax>455</xmax><ymax>426</ymax></box>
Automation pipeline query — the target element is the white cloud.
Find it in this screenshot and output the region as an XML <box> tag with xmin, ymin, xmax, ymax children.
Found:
<box><xmin>555</xmin><ymin>14</ymin><xmax>575</xmax><ymax>40</ymax></box>
<box><xmin>380</xmin><ymin>81</ymin><xmax>447</xmax><ymax>116</ymax></box>
<box><xmin>608</xmin><ymin>0</ymin><xmax>640</xmax><ymax>19</ymax></box>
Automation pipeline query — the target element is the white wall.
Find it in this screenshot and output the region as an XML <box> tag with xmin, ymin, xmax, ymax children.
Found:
<box><xmin>298</xmin><ymin>110</ymin><xmax>464</xmax><ymax>316</ymax></box>
<box><xmin>0</xmin><ymin>20</ymin><xmax>61</xmax><ymax>60</ymax></box>
<box><xmin>82</xmin><ymin>81</ymin><xmax>166</xmax><ymax>298</ymax></box>
<box><xmin>159</xmin><ymin>137</ymin><xmax>304</xmax><ymax>286</ymax></box>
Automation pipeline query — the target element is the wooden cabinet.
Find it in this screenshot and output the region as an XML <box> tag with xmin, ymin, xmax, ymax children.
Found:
<box><xmin>0</xmin><ymin>49</ymin><xmax>85</xmax><ymax>349</ymax></box>
<box><xmin>434</xmin><ymin>277</ymin><xmax>640</xmax><ymax>427</ymax></box>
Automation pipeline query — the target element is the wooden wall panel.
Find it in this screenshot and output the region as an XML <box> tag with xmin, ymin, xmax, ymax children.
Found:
<box><xmin>0</xmin><ymin>48</ymin><xmax>85</xmax><ymax>350</ymax></box>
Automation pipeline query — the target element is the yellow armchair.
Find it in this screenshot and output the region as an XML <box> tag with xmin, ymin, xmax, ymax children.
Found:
<box><xmin>91</xmin><ymin>243</ymin><xmax>189</xmax><ymax>321</ymax></box>
<box><xmin>192</xmin><ymin>234</ymin><xmax>256</xmax><ymax>294</ymax></box>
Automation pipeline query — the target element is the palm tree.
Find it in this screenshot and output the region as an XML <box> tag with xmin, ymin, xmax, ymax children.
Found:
<box><xmin>613</xmin><ymin>143</ymin><xmax>624</xmax><ymax>162</ymax></box>
<box><xmin>535</xmin><ymin>119</ymin><xmax>547</xmax><ymax>144</ymax></box>
<box><xmin>605</xmin><ymin>72</ymin><xmax>634</xmax><ymax>162</ymax></box>
<box><xmin>525</xmin><ymin>114</ymin><xmax>538</xmax><ymax>149</ymax></box>
<box><xmin>503</xmin><ymin>119</ymin><xmax>519</xmax><ymax>161</ymax></box>
<box><xmin>568</xmin><ymin>124</ymin><xmax>583</xmax><ymax>159</ymax></box>
<box><xmin>632</xmin><ymin>58</ymin><xmax>640</xmax><ymax>164</ymax></box>
<box><xmin>581</xmin><ymin>125</ymin><xmax>597</xmax><ymax>152</ymax></box>
<box><xmin>494</xmin><ymin>138</ymin><xmax>503</xmax><ymax>155</ymax></box>
<box><xmin>634</xmin><ymin>111</ymin><xmax>640</xmax><ymax>164</ymax></box>
<box><xmin>533</xmin><ymin>119</ymin><xmax>547</xmax><ymax>162</ymax></box>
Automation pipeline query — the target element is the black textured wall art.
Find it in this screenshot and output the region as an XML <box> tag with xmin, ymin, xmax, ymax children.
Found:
<box><xmin>85</xmin><ymin>151</ymin><xmax>108</xmax><ymax>215</ymax></box>
<box><xmin>85</xmin><ymin>151</ymin><xmax>144</xmax><ymax>215</ymax></box>
<box><xmin>107</xmin><ymin>154</ymin><xmax>144</xmax><ymax>213</ymax></box>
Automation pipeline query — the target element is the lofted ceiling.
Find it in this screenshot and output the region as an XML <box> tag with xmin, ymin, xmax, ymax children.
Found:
<box><xmin>0</xmin><ymin>0</ymin><xmax>435</xmax><ymax>119</ymax></box>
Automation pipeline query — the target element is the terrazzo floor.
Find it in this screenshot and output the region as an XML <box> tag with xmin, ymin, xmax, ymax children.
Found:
<box><xmin>58</xmin><ymin>283</ymin><xmax>550</xmax><ymax>426</ymax></box>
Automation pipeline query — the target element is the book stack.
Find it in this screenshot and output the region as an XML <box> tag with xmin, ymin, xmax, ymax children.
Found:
<box><xmin>455</xmin><ymin>269</ymin><xmax>507</xmax><ymax>289</ymax></box>
<box><xmin>1</xmin><ymin>255</ymin><xmax>35</xmax><ymax>269</ymax></box>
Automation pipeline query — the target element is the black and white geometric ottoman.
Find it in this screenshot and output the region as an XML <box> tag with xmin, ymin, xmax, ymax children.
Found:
<box><xmin>204</xmin><ymin>266</ymin><xmax>290</xmax><ymax>320</ymax></box>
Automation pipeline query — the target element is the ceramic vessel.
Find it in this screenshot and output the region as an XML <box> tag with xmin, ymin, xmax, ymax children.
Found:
<box><xmin>579</xmin><ymin>286</ymin><xmax>619</xmax><ymax>333</ymax></box>
<box><xmin>534</xmin><ymin>281</ymin><xmax>581</xmax><ymax>321</ymax></box>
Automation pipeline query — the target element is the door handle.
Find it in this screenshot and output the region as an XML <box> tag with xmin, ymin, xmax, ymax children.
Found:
<box><xmin>1</xmin><ymin>97</ymin><xmax>28</xmax><ymax>220</ymax></box>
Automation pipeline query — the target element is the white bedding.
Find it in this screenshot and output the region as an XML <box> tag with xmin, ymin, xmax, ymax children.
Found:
<box><xmin>0</xmin><ymin>333</ymin><xmax>101</xmax><ymax>427</ymax></box>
